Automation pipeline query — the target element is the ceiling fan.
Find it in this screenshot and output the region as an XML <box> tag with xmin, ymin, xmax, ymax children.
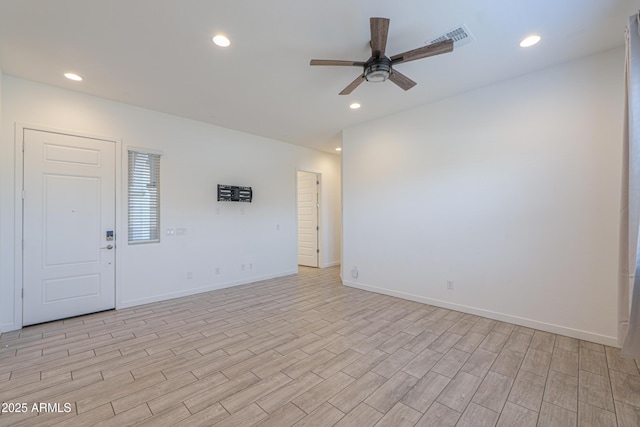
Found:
<box><xmin>310</xmin><ymin>17</ymin><xmax>454</xmax><ymax>95</ymax></box>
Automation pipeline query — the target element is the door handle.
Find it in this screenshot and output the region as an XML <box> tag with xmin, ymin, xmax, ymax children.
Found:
<box><xmin>100</xmin><ymin>244</ymin><xmax>114</xmax><ymax>250</ymax></box>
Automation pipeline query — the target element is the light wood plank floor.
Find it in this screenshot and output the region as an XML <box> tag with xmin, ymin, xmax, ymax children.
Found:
<box><xmin>1</xmin><ymin>266</ymin><xmax>639</xmax><ymax>426</ymax></box>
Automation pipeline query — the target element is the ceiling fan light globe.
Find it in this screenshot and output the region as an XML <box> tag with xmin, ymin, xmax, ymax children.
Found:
<box><xmin>365</xmin><ymin>70</ymin><xmax>390</xmax><ymax>82</ymax></box>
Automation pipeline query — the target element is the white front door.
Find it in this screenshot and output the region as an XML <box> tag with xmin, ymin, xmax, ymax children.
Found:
<box><xmin>297</xmin><ymin>171</ymin><xmax>319</xmax><ymax>267</ymax></box>
<box><xmin>23</xmin><ymin>129</ymin><xmax>116</xmax><ymax>326</ymax></box>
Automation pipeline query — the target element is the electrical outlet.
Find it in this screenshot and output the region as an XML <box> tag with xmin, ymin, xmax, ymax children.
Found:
<box><xmin>447</xmin><ymin>280</ymin><xmax>454</xmax><ymax>290</ymax></box>
<box><xmin>241</xmin><ymin>264</ymin><xmax>245</xmax><ymax>271</ymax></box>
<box><xmin>215</xmin><ymin>267</ymin><xmax>220</xmax><ymax>275</ymax></box>
<box><xmin>276</xmin><ymin>224</ymin><xmax>280</xmax><ymax>231</ymax></box>
<box><xmin>249</xmin><ymin>263</ymin><xmax>253</xmax><ymax>270</ymax></box>
<box><xmin>351</xmin><ymin>267</ymin><xmax>359</xmax><ymax>279</ymax></box>
<box><xmin>187</xmin><ymin>271</ymin><xmax>193</xmax><ymax>279</ymax></box>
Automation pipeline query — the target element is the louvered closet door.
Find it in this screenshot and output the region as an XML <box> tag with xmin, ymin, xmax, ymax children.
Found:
<box><xmin>298</xmin><ymin>171</ymin><xmax>319</xmax><ymax>267</ymax></box>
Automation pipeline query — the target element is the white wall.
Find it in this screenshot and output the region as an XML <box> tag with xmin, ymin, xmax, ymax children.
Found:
<box><xmin>0</xmin><ymin>67</ymin><xmax>5</xmax><ymax>335</ymax></box>
<box><xmin>0</xmin><ymin>76</ymin><xmax>341</xmax><ymax>332</ymax></box>
<box><xmin>342</xmin><ymin>48</ymin><xmax>624</xmax><ymax>346</ymax></box>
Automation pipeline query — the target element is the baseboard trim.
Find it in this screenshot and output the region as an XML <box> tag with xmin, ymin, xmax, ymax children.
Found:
<box><xmin>119</xmin><ymin>269</ymin><xmax>298</xmax><ymax>309</ymax></box>
<box><xmin>0</xmin><ymin>321</ymin><xmax>18</xmax><ymax>334</ymax></box>
<box><xmin>322</xmin><ymin>261</ymin><xmax>341</xmax><ymax>268</ymax></box>
<box><xmin>342</xmin><ymin>280</ymin><xmax>617</xmax><ymax>347</ymax></box>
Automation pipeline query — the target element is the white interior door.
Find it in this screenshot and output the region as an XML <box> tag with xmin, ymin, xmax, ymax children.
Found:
<box><xmin>298</xmin><ymin>171</ymin><xmax>319</xmax><ymax>267</ymax></box>
<box><xmin>23</xmin><ymin>129</ymin><xmax>116</xmax><ymax>326</ymax></box>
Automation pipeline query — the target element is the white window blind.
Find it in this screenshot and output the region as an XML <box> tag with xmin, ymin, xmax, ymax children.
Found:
<box><xmin>128</xmin><ymin>150</ymin><xmax>160</xmax><ymax>244</ymax></box>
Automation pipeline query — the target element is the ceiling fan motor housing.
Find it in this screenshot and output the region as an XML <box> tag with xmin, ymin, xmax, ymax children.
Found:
<box><xmin>364</xmin><ymin>57</ymin><xmax>392</xmax><ymax>82</ymax></box>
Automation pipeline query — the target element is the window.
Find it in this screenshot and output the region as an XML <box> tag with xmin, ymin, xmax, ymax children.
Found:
<box><xmin>128</xmin><ymin>150</ymin><xmax>160</xmax><ymax>244</ymax></box>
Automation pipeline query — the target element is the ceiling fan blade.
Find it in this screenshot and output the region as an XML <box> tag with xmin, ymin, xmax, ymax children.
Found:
<box><xmin>370</xmin><ymin>17</ymin><xmax>390</xmax><ymax>58</ymax></box>
<box><xmin>390</xmin><ymin>39</ymin><xmax>453</xmax><ymax>64</ymax></box>
<box><xmin>310</xmin><ymin>59</ymin><xmax>366</xmax><ymax>66</ymax></box>
<box><xmin>389</xmin><ymin>70</ymin><xmax>417</xmax><ymax>91</ymax></box>
<box><xmin>339</xmin><ymin>74</ymin><xmax>365</xmax><ymax>95</ymax></box>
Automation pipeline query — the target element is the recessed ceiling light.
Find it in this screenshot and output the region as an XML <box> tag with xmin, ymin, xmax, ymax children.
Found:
<box><xmin>213</xmin><ymin>35</ymin><xmax>231</xmax><ymax>47</ymax></box>
<box><xmin>520</xmin><ymin>35</ymin><xmax>541</xmax><ymax>48</ymax></box>
<box><xmin>64</xmin><ymin>72</ymin><xmax>83</xmax><ymax>81</ymax></box>
<box><xmin>349</xmin><ymin>102</ymin><xmax>361</xmax><ymax>110</ymax></box>
<box><xmin>336</xmin><ymin>147</ymin><xmax>342</xmax><ymax>152</ymax></box>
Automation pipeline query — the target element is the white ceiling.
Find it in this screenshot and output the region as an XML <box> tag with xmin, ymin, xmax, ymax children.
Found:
<box><xmin>0</xmin><ymin>0</ymin><xmax>636</xmax><ymax>153</ymax></box>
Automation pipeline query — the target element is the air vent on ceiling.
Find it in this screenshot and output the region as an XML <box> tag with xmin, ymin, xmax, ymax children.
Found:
<box><xmin>426</xmin><ymin>24</ymin><xmax>474</xmax><ymax>48</ymax></box>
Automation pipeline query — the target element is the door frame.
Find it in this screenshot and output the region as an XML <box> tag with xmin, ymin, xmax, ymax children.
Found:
<box><xmin>296</xmin><ymin>169</ymin><xmax>322</xmax><ymax>269</ymax></box>
<box><xmin>13</xmin><ymin>123</ymin><xmax>122</xmax><ymax>329</ymax></box>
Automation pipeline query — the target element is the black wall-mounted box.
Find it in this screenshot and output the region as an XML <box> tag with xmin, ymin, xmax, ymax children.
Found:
<box><xmin>218</xmin><ymin>185</ymin><xmax>252</xmax><ymax>202</ymax></box>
